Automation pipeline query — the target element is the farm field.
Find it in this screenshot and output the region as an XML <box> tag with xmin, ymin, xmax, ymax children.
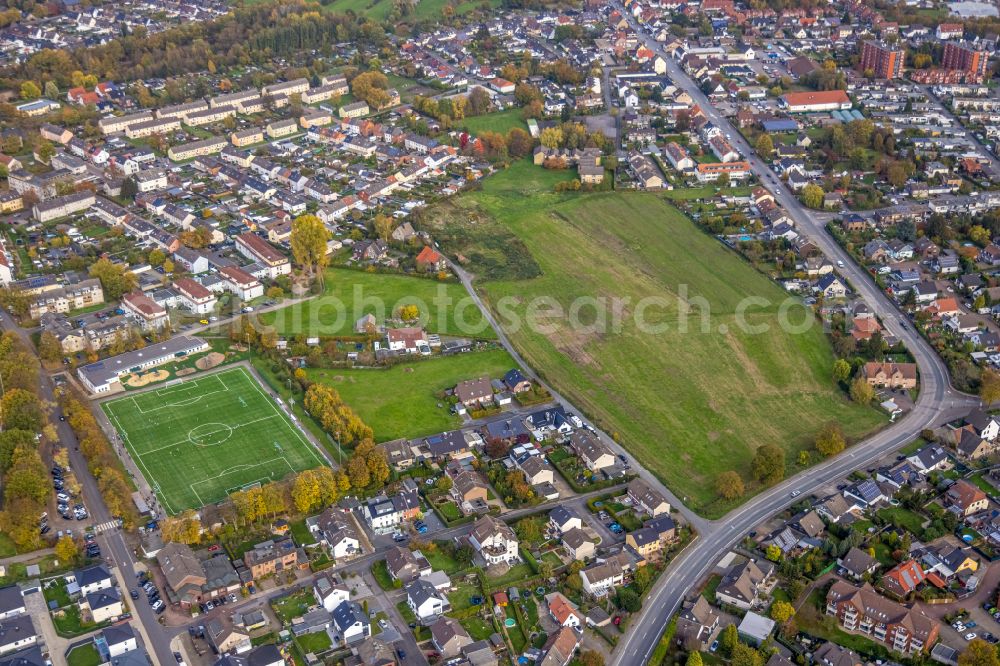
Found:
<box><xmin>306</xmin><ymin>348</ymin><xmax>516</xmax><ymax>441</ymax></box>
<box><xmin>442</xmin><ymin>177</ymin><xmax>884</xmax><ymax>515</ymax></box>
<box><xmin>102</xmin><ymin>367</ymin><xmax>326</xmax><ymax>514</ymax></box>
<box><xmin>259</xmin><ymin>267</ymin><xmax>496</xmax><ymax>339</ymax></box>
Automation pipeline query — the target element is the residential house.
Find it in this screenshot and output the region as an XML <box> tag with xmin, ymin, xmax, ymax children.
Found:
<box><xmin>579</xmin><ymin>553</ymin><xmax>633</xmax><ymax>598</ymax></box>
<box><xmin>562</xmin><ymin>527</ymin><xmax>597</xmax><ymax>561</ymax></box>
<box><xmin>430</xmin><ymin>617</ymin><xmax>472</xmax><ymax>658</ymax></box>
<box><xmin>406</xmin><ymin>579</ymin><xmax>449</xmax><ymax>622</ymax></box>
<box><xmin>468</xmin><ymin>515</ymin><xmax>519</xmax><ymax>566</ymax></box>
<box><xmin>243</xmin><ymin>539</ymin><xmax>300</xmax><ymax>581</ymax></box>
<box><xmin>862</xmin><ymin>362</ymin><xmax>918</xmax><ymax>390</ymax></box>
<box><xmin>385</xmin><ymin>546</ymin><xmax>432</xmax><ymax>584</ymax></box>
<box><xmin>676</xmin><ymin>596</ymin><xmax>720</xmax><ymax>648</ymax></box>
<box><xmin>82</xmin><ymin>588</ymin><xmax>123</xmax><ymax>623</ymax></box>
<box><xmin>881</xmin><ymin>559</ymin><xmax>926</xmax><ymax>598</ymax></box>
<box><xmin>546</xmin><ymin>592</ymin><xmax>585</xmax><ymax>629</ymax></box>
<box><xmin>838</xmin><ymin>547</ymin><xmax>879</xmax><ymax>580</ymax></box>
<box><xmin>70</xmin><ymin>565</ymin><xmax>113</xmax><ymax>596</ymax></box>
<box><xmin>309</xmin><ymin>507</ymin><xmax>361</xmax><ymax>560</ymax></box>
<box><xmin>454</xmin><ymin>377</ymin><xmax>494</xmax><ymax>409</ymax></box>
<box><xmin>715</xmin><ymin>559</ymin><xmax>774</xmax><ymax>610</ymax></box>
<box><xmin>0</xmin><ymin>615</ymin><xmax>36</xmax><ymax>656</ymax></box>
<box><xmin>538</xmin><ymin>626</ymin><xmax>580</xmax><ymax>666</ymax></box>
<box><xmin>826</xmin><ymin>581</ymin><xmax>938</xmax><ymax>653</ymax></box>
<box><xmin>627</xmin><ymin>478</ymin><xmax>671</xmax><ymax>517</ymax></box>
<box><xmin>331</xmin><ymin>601</ymin><xmax>370</xmax><ymax>645</ymax></box>
<box><xmin>569</xmin><ymin>431</ymin><xmax>615</xmax><ymax>472</ymax></box>
<box><xmin>945</xmin><ymin>480</ymin><xmax>988</xmax><ymax>517</ymax></box>
<box><xmin>0</xmin><ymin>588</ymin><xmax>24</xmax><ymax>620</ymax></box>
<box><xmin>313</xmin><ymin>572</ymin><xmax>351</xmax><ymax>613</ymax></box>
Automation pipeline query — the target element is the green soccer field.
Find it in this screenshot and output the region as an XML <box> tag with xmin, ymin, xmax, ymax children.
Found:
<box><xmin>102</xmin><ymin>367</ymin><xmax>327</xmax><ymax>514</ymax></box>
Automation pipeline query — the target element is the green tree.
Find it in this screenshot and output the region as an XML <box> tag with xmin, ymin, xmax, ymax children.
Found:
<box><xmin>147</xmin><ymin>249</ymin><xmax>166</xmax><ymax>267</ymax></box>
<box><xmin>1</xmin><ymin>388</ymin><xmax>44</xmax><ymax>431</ymax></box>
<box><xmin>716</xmin><ymin>470</ymin><xmax>745</xmax><ymax>500</ymax></box>
<box><xmin>687</xmin><ymin>652</ymin><xmax>704</xmax><ymax>666</ymax></box>
<box><xmin>89</xmin><ymin>258</ymin><xmax>138</xmax><ymax>300</ymax></box>
<box><xmin>981</xmin><ymin>369</ymin><xmax>1000</xmax><ymax>406</ymax></box>
<box><xmin>55</xmin><ymin>535</ymin><xmax>78</xmax><ymax>563</ymax></box>
<box><xmin>0</xmin><ymin>430</ymin><xmax>35</xmax><ymax>472</ymax></box>
<box><xmin>351</xmin><ymin>71</ymin><xmax>390</xmax><ymax>109</ymax></box>
<box><xmin>815</xmin><ymin>423</ymin><xmax>846</xmax><ymax>457</ymax></box>
<box><xmin>616</xmin><ymin>587</ymin><xmax>641</xmax><ymax>612</ymax></box>
<box><xmin>755</xmin><ymin>133</ymin><xmax>774</xmax><ymax>156</ymax></box>
<box><xmin>37</xmin><ymin>330</ymin><xmax>63</xmax><ymax>363</ymax></box>
<box><xmin>731</xmin><ymin>643</ymin><xmax>764</xmax><ymax>666</ymax></box>
<box><xmin>849</xmin><ymin>376</ymin><xmax>875</xmax><ymax>404</ymax></box>
<box><xmin>959</xmin><ymin>639</ymin><xmax>1000</xmax><ymax>666</ymax></box>
<box><xmin>290</xmin><ymin>213</ymin><xmax>330</xmax><ymax>284</ymax></box>
<box><xmin>19</xmin><ymin>81</ymin><xmax>40</xmax><ymax>100</ymax></box>
<box><xmin>832</xmin><ymin>358</ymin><xmax>852</xmax><ymax>382</ymax></box>
<box><xmin>770</xmin><ymin>600</ymin><xmax>795</xmax><ymax>623</ymax></box>
<box><xmin>801</xmin><ymin>183</ymin><xmax>825</xmax><ymax>209</ymax></box>
<box><xmin>720</xmin><ymin>624</ymin><xmax>739</xmax><ymax>656</ymax></box>
<box><xmin>751</xmin><ymin>444</ymin><xmax>785</xmax><ymax>485</ymax></box>
<box><xmin>36</xmin><ymin>141</ymin><xmax>55</xmax><ymax>164</ymax></box>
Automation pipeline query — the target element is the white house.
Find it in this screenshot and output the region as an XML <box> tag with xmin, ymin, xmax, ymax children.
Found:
<box><xmin>468</xmin><ymin>515</ymin><xmax>519</xmax><ymax>566</ymax></box>
<box><xmin>313</xmin><ymin>573</ymin><xmax>351</xmax><ymax>613</ymax></box>
<box><xmin>173</xmin><ymin>278</ymin><xmax>217</xmax><ymax>315</ymax></box>
<box><xmin>0</xmin><ymin>586</ymin><xmax>25</xmax><ymax>620</ymax></box>
<box><xmin>308</xmin><ymin>507</ymin><xmax>361</xmax><ymax>561</ymax></box>
<box><xmin>406</xmin><ymin>579</ymin><xmax>449</xmax><ymax>622</ymax></box>
<box><xmin>579</xmin><ymin>554</ymin><xmax>630</xmax><ymax>598</ymax></box>
<box><xmin>331</xmin><ymin>601</ymin><xmax>370</xmax><ymax>645</ymax></box>
<box><xmin>218</xmin><ymin>266</ymin><xmax>264</xmax><ymax>301</ymax></box>
<box><xmin>103</xmin><ymin>624</ymin><xmax>138</xmax><ymax>658</ymax></box>
<box><xmin>83</xmin><ymin>588</ymin><xmax>124</xmax><ymax>624</ymax></box>
<box><xmin>0</xmin><ymin>615</ymin><xmax>36</xmax><ymax>655</ymax></box>
<box><xmin>69</xmin><ymin>565</ymin><xmax>113</xmax><ymax>596</ymax></box>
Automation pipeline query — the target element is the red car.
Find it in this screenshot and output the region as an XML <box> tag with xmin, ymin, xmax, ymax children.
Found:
<box><xmin>613</xmin><ymin>616</ymin><xmax>622</xmax><ymax>626</ymax></box>
<box><xmin>208</xmin><ymin>545</ymin><xmax>220</xmax><ymax>552</ymax></box>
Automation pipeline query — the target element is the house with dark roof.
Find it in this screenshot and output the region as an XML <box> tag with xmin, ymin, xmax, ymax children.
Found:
<box><xmin>838</xmin><ymin>546</ymin><xmax>878</xmax><ymax>580</ymax></box>
<box><xmin>331</xmin><ymin>601</ymin><xmax>370</xmax><ymax>645</ymax></box>
<box><xmin>430</xmin><ymin>616</ymin><xmax>472</xmax><ymax>658</ymax></box>
<box><xmin>715</xmin><ymin>559</ymin><xmax>774</xmax><ymax>610</ymax></box>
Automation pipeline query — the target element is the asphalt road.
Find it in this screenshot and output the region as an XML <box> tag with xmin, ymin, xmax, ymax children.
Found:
<box><xmin>600</xmin><ymin>9</ymin><xmax>979</xmax><ymax>664</ymax></box>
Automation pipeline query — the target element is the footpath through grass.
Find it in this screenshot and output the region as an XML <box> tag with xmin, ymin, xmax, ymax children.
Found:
<box><xmin>307</xmin><ymin>348</ymin><xmax>516</xmax><ymax>441</ymax></box>
<box><xmin>260</xmin><ymin>267</ymin><xmax>496</xmax><ymax>339</ymax></box>
<box><xmin>433</xmin><ymin>167</ymin><xmax>884</xmax><ymax>516</ymax></box>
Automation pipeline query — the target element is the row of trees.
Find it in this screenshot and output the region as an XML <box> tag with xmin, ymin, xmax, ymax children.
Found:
<box><xmin>4</xmin><ymin>1</ymin><xmax>388</xmax><ymax>92</ymax></box>
<box><xmin>0</xmin><ymin>332</ymin><xmax>52</xmax><ymax>552</ymax></box>
<box><xmin>61</xmin><ymin>392</ymin><xmax>138</xmax><ymax>529</ymax></box>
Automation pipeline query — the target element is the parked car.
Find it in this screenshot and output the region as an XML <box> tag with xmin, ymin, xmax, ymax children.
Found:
<box><xmin>130</xmin><ymin>590</ymin><xmax>140</xmax><ymax>600</ymax></box>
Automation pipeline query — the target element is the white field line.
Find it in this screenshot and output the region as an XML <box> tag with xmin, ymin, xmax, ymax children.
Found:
<box><xmin>134</xmin><ymin>414</ymin><xmax>284</xmax><ymax>458</ymax></box>
<box><xmin>104</xmin><ymin>401</ymin><xmax>179</xmax><ymax>516</ymax></box>
<box><xmin>130</xmin><ymin>374</ymin><xmax>230</xmax><ymax>414</ymax></box>
<box><xmin>237</xmin><ymin>366</ymin><xmax>326</xmax><ymax>468</ymax></box>
<box><xmin>189</xmin><ymin>456</ymin><xmax>296</xmax><ymax>507</ymax></box>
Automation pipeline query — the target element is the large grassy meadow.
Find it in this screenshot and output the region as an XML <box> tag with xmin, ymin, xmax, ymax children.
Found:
<box><xmin>306</xmin><ymin>348</ymin><xmax>516</xmax><ymax>441</ymax></box>
<box><xmin>432</xmin><ymin>169</ymin><xmax>884</xmax><ymax>516</ymax></box>
<box><xmin>259</xmin><ymin>267</ymin><xmax>496</xmax><ymax>339</ymax></box>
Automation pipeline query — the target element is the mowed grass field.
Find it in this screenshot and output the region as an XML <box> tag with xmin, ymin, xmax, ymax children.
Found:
<box><xmin>102</xmin><ymin>367</ymin><xmax>326</xmax><ymax>514</ymax></box>
<box><xmin>314</xmin><ymin>0</ymin><xmax>499</xmax><ymax>22</ymax></box>
<box><xmin>453</xmin><ymin>182</ymin><xmax>883</xmax><ymax>515</ymax></box>
<box><xmin>458</xmin><ymin>109</ymin><xmax>528</xmax><ymax>136</ymax></box>
<box><xmin>306</xmin><ymin>348</ymin><xmax>516</xmax><ymax>441</ymax></box>
<box><xmin>259</xmin><ymin>267</ymin><xmax>496</xmax><ymax>339</ymax></box>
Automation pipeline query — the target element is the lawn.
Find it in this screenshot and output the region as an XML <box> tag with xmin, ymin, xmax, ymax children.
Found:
<box><xmin>457</xmin><ymin>191</ymin><xmax>884</xmax><ymax>516</ymax></box>
<box><xmin>52</xmin><ymin>605</ymin><xmax>101</xmax><ymax>637</ymax></box>
<box><xmin>486</xmin><ymin>563</ymin><xmax>534</xmax><ymax>590</ymax></box>
<box><xmin>461</xmin><ymin>616</ymin><xmax>494</xmax><ymax>641</ymax></box>
<box><xmin>296</xmin><ymin>630</ymin><xmax>332</xmax><ymax>654</ymax></box>
<box><xmin>260</xmin><ymin>267</ymin><xmax>496</xmax><ymax>339</ymax></box>
<box><xmin>318</xmin><ymin>0</ymin><xmax>499</xmax><ymax>21</ymax></box>
<box><xmin>459</xmin><ymin>109</ymin><xmax>527</xmax><ymax>136</ymax></box>
<box><xmin>43</xmin><ymin>580</ymin><xmax>72</xmax><ymax>608</ymax></box>
<box><xmin>289</xmin><ymin>518</ymin><xmax>316</xmax><ymax>546</ymax></box>
<box><xmin>877</xmin><ymin>507</ymin><xmax>927</xmax><ymax>534</ymax></box>
<box><xmin>372</xmin><ymin>560</ymin><xmax>395</xmax><ymax>591</ymax></box>
<box><xmin>102</xmin><ymin>367</ymin><xmax>327</xmax><ymax>514</ymax></box>
<box><xmin>0</xmin><ymin>533</ymin><xmax>16</xmax><ymax>558</ymax></box>
<box><xmin>305</xmin><ymin>348</ymin><xmax>516</xmax><ymax>440</ymax></box>
<box><xmin>66</xmin><ymin>644</ymin><xmax>102</xmax><ymax>666</ymax></box>
<box><xmin>661</xmin><ymin>185</ymin><xmax>753</xmax><ymax>200</ymax></box>
<box><xmin>271</xmin><ymin>588</ymin><xmax>315</xmax><ymax>624</ymax></box>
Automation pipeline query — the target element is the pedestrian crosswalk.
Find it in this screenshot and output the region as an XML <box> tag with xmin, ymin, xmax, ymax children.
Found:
<box><xmin>93</xmin><ymin>520</ymin><xmax>119</xmax><ymax>534</ymax></box>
